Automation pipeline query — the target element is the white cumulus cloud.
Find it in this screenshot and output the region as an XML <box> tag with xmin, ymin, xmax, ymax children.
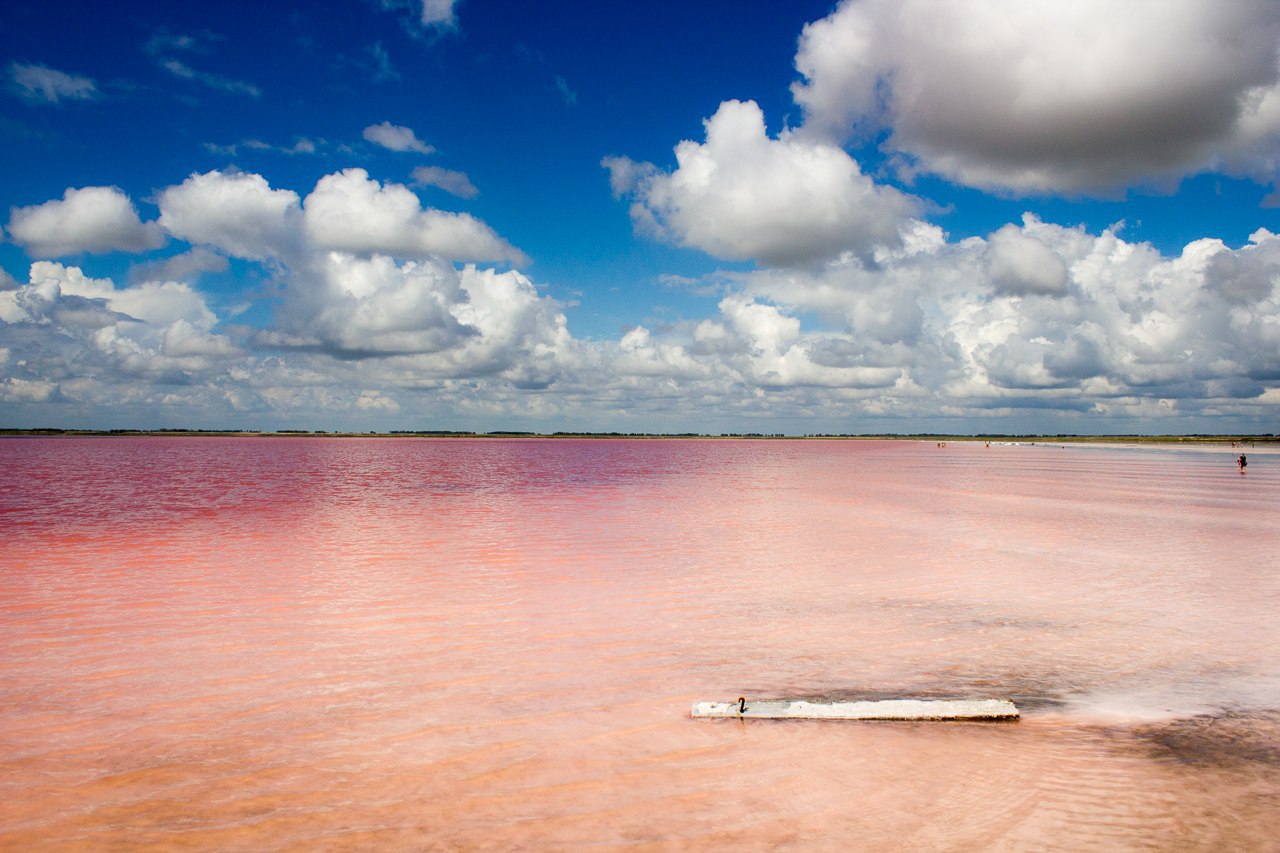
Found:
<box><xmin>156</xmin><ymin>168</ymin><xmax>524</xmax><ymax>265</ymax></box>
<box><xmin>7</xmin><ymin>187</ymin><xmax>165</xmax><ymax>258</ymax></box>
<box><xmin>268</xmin><ymin>252</ymin><xmax>472</xmax><ymax>356</ymax></box>
<box><xmin>0</xmin><ymin>262</ymin><xmax>241</xmax><ymax>404</ymax></box>
<box><xmin>303</xmin><ymin>168</ymin><xmax>526</xmax><ymax>264</ymax></box>
<box><xmin>792</xmin><ymin>0</ymin><xmax>1280</xmax><ymax>194</ymax></box>
<box><xmin>605</xmin><ymin>99</ymin><xmax>919</xmax><ymax>267</ymax></box>
<box><xmin>986</xmin><ymin>222</ymin><xmax>1070</xmax><ymax>296</ymax></box>
<box><xmin>157</xmin><ymin>170</ymin><xmax>303</xmax><ymax>261</ymax></box>
<box><xmin>263</xmin><ymin>252</ymin><xmax>572</xmax><ymax>387</ymax></box>
<box><xmin>727</xmin><ymin>215</ymin><xmax>1280</xmax><ymax>412</ymax></box>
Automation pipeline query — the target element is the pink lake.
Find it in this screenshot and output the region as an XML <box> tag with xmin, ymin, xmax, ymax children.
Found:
<box><xmin>2</xmin><ymin>436</ymin><xmax>1278</xmax><ymax>850</ymax></box>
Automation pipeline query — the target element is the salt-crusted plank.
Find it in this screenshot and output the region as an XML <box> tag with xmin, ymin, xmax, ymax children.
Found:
<box><xmin>691</xmin><ymin>698</ymin><xmax>1019</xmax><ymax>720</ymax></box>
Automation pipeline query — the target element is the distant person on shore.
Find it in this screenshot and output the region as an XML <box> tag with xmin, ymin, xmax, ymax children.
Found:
<box><xmin>1238</xmin><ymin>453</ymin><xmax>1247</xmax><ymax>471</ymax></box>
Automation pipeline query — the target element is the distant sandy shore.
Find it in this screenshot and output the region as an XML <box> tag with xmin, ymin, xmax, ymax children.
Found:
<box><xmin>1</xmin><ymin>429</ymin><xmax>1277</xmax><ymax>446</ymax></box>
<box><xmin>954</xmin><ymin>437</ymin><xmax>1278</xmax><ymax>454</ymax></box>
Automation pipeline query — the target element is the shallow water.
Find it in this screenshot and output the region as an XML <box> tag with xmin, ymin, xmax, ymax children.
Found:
<box><xmin>1</xmin><ymin>436</ymin><xmax>1278</xmax><ymax>850</ymax></box>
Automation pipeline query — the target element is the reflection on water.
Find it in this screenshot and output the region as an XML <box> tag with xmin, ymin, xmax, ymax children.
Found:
<box><xmin>2</xmin><ymin>437</ymin><xmax>1278</xmax><ymax>849</ymax></box>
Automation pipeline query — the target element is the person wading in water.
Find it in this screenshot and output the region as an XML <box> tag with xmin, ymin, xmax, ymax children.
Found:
<box><xmin>1238</xmin><ymin>453</ymin><xmax>1248</xmax><ymax>472</ymax></box>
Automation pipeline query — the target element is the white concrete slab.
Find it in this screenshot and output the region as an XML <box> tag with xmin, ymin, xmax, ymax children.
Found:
<box><xmin>691</xmin><ymin>698</ymin><xmax>1019</xmax><ymax>721</ymax></box>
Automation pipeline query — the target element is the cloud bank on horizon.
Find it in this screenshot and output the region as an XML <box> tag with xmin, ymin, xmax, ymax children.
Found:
<box><xmin>2</xmin><ymin>0</ymin><xmax>1279</xmax><ymax>433</ymax></box>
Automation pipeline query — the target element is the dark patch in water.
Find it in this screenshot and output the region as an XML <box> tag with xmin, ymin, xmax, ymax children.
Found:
<box><xmin>1127</xmin><ymin>711</ymin><xmax>1280</xmax><ymax>770</ymax></box>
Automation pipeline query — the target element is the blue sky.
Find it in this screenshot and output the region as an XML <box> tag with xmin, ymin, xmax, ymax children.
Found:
<box><xmin>3</xmin><ymin>0</ymin><xmax>1280</xmax><ymax>433</ymax></box>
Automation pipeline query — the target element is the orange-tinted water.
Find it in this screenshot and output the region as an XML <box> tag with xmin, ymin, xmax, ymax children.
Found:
<box><xmin>2</xmin><ymin>437</ymin><xmax>1278</xmax><ymax>850</ymax></box>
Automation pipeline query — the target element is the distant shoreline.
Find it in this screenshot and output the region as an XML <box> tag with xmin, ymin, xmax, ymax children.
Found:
<box><xmin>1</xmin><ymin>429</ymin><xmax>1275</xmax><ymax>445</ymax></box>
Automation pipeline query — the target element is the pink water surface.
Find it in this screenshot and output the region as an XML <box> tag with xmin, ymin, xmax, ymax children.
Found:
<box><xmin>2</xmin><ymin>436</ymin><xmax>1278</xmax><ymax>850</ymax></box>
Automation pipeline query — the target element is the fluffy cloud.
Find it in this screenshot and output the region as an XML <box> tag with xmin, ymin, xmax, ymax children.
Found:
<box><xmin>8</xmin><ymin>62</ymin><xmax>96</xmax><ymax>103</ymax></box>
<box><xmin>303</xmin><ymin>168</ymin><xmax>526</xmax><ymax>264</ymax></box>
<box><xmin>605</xmin><ymin>99</ymin><xmax>919</xmax><ymax>266</ymax></box>
<box><xmin>154</xmin><ymin>168</ymin><xmax>522</xmax><ymax>265</ymax></box>
<box><xmin>7</xmin><ymin>187</ymin><xmax>165</xmax><ymax>258</ymax></box>
<box><xmin>267</xmin><ymin>252</ymin><xmax>472</xmax><ymax>356</ymax></box>
<box><xmin>0</xmin><ymin>253</ymin><xmax>575</xmax><ymax>425</ymax></box>
<box><xmin>0</xmin><ymin>376</ymin><xmax>56</xmax><ymax>404</ymax></box>
<box><xmin>264</xmin><ymin>252</ymin><xmax>572</xmax><ymax>386</ymax></box>
<box><xmin>363</xmin><ymin>121</ymin><xmax>435</xmax><ymax>154</ymax></box>
<box><xmin>611</xmin><ymin>325</ymin><xmax>708</xmax><ymax>380</ymax></box>
<box><xmin>120</xmin><ymin>166</ymin><xmax>560</xmax><ymax>397</ymax></box>
<box><xmin>712</xmin><ymin>294</ymin><xmax>904</xmax><ymax>389</ymax></box>
<box><xmin>532</xmin><ymin>212</ymin><xmax>1272</xmax><ymax>429</ymax></box>
<box><xmin>145</xmin><ymin>168</ymin><xmax>553</xmax><ymax>383</ymax></box>
<box><xmin>792</xmin><ymin>0</ymin><xmax>1280</xmax><ymax>194</ymax></box>
<box><xmin>0</xmin><ymin>261</ymin><xmax>240</xmax><ymax>403</ymax></box>
<box><xmin>5</xmin><ymin>213</ymin><xmax>1279</xmax><ymax>430</ymax></box>
<box><xmin>7</xmin><ymin>159</ymin><xmax>1278</xmax><ymax>431</ymax></box>
<box><xmin>579</xmin><ymin>1</ymin><xmax>1279</xmax><ymax>427</ymax></box>
<box><xmin>158</xmin><ymin>170</ymin><xmax>303</xmax><ymax>261</ymax></box>
<box><xmin>986</xmin><ymin>224</ymin><xmax>1070</xmax><ymax>296</ymax></box>
<box><xmin>25</xmin><ymin>262</ymin><xmax>221</xmax><ymax>336</ymax></box>
<box><xmin>738</xmin><ymin>216</ymin><xmax>1280</xmax><ymax>411</ymax></box>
